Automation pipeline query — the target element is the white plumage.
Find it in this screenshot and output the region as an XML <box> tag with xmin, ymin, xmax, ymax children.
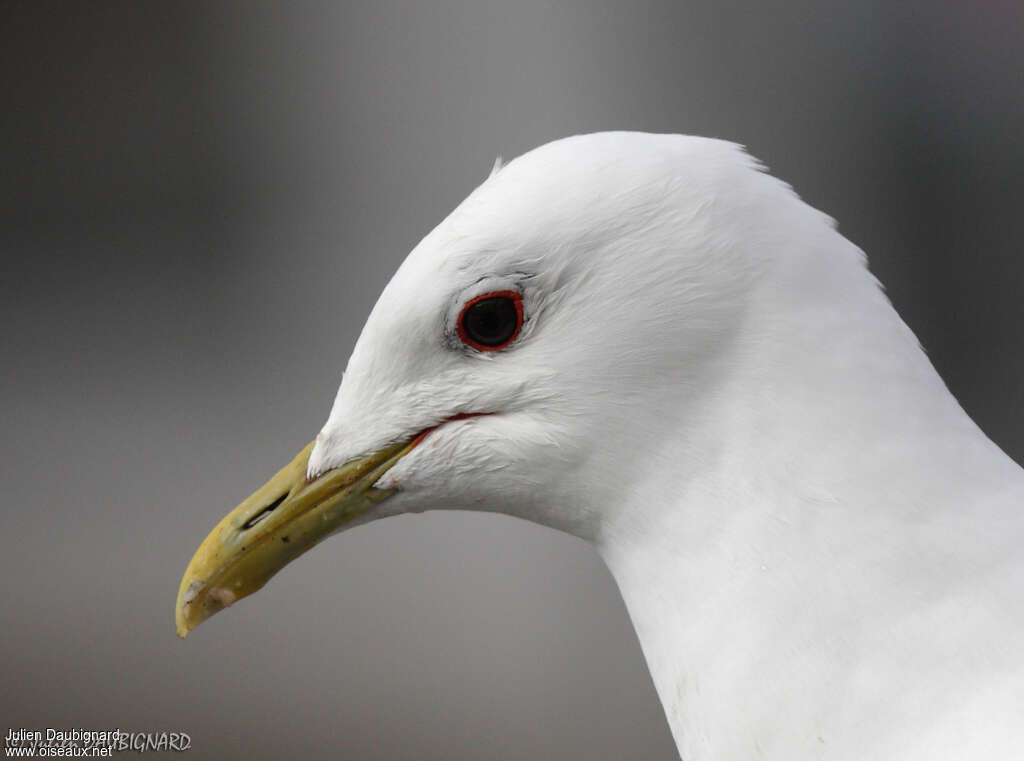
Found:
<box><xmin>306</xmin><ymin>132</ymin><xmax>1024</xmax><ymax>760</ymax></box>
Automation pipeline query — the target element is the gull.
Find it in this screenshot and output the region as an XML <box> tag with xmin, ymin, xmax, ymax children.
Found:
<box><xmin>175</xmin><ymin>132</ymin><xmax>1024</xmax><ymax>761</ymax></box>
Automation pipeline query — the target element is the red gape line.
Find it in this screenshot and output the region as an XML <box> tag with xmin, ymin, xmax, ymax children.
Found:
<box><xmin>455</xmin><ymin>290</ymin><xmax>524</xmax><ymax>352</ymax></box>
<box><xmin>410</xmin><ymin>412</ymin><xmax>491</xmax><ymax>449</ymax></box>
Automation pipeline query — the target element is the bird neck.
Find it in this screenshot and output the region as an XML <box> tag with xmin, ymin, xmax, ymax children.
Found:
<box><xmin>591</xmin><ymin>246</ymin><xmax>1024</xmax><ymax>760</ymax></box>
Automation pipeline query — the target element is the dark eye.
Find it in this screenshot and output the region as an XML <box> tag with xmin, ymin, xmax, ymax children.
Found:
<box><xmin>456</xmin><ymin>291</ymin><xmax>523</xmax><ymax>351</ymax></box>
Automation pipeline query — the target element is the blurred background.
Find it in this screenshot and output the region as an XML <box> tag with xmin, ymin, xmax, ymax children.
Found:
<box><xmin>2</xmin><ymin>2</ymin><xmax>1022</xmax><ymax>759</ymax></box>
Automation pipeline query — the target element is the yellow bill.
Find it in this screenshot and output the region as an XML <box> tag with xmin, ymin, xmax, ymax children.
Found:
<box><xmin>175</xmin><ymin>437</ymin><xmax>415</xmax><ymax>638</ymax></box>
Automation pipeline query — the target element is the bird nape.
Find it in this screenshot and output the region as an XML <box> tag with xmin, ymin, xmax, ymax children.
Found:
<box><xmin>176</xmin><ymin>132</ymin><xmax>1024</xmax><ymax>761</ymax></box>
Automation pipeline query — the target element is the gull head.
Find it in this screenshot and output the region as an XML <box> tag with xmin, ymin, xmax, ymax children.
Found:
<box><xmin>175</xmin><ymin>131</ymin><xmax>844</xmax><ymax>636</ymax></box>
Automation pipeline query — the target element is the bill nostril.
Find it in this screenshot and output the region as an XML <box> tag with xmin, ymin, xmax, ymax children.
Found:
<box><xmin>242</xmin><ymin>493</ymin><xmax>288</xmax><ymax>530</ymax></box>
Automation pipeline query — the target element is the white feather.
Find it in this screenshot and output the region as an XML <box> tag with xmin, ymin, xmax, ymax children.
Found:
<box><xmin>309</xmin><ymin>132</ymin><xmax>1024</xmax><ymax>761</ymax></box>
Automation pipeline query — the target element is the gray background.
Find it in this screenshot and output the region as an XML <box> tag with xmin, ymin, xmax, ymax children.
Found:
<box><xmin>2</xmin><ymin>2</ymin><xmax>1022</xmax><ymax>759</ymax></box>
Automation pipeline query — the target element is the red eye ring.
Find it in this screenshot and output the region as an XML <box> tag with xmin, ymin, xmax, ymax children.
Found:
<box><xmin>456</xmin><ymin>290</ymin><xmax>524</xmax><ymax>352</ymax></box>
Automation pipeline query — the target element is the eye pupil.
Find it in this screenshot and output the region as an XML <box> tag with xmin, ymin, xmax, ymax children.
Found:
<box><xmin>458</xmin><ymin>293</ymin><xmax>522</xmax><ymax>350</ymax></box>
